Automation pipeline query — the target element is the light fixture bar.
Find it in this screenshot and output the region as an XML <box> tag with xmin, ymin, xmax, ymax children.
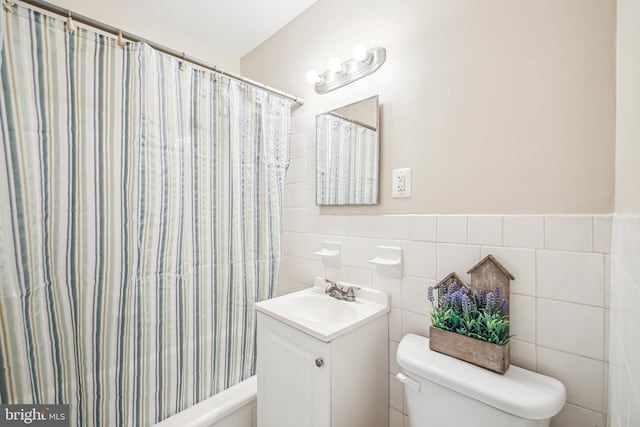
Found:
<box><xmin>314</xmin><ymin>47</ymin><xmax>386</xmax><ymax>94</ymax></box>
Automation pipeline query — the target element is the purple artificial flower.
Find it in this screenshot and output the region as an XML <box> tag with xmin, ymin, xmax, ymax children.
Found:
<box><xmin>451</xmin><ymin>289</ymin><xmax>463</xmax><ymax>307</ymax></box>
<box><xmin>461</xmin><ymin>294</ymin><xmax>472</xmax><ymax>315</ymax></box>
<box><xmin>448</xmin><ymin>279</ymin><xmax>458</xmax><ymax>294</ymax></box>
<box><xmin>493</xmin><ymin>287</ymin><xmax>502</xmax><ymax>306</ymax></box>
<box><xmin>485</xmin><ymin>291</ymin><xmax>495</xmax><ymax>313</ymax></box>
<box><xmin>499</xmin><ymin>299</ymin><xmax>508</xmax><ymax>314</ymax></box>
<box><xmin>474</xmin><ymin>288</ymin><xmax>486</xmax><ymax>308</ymax></box>
<box><xmin>427</xmin><ymin>286</ymin><xmax>434</xmax><ymax>303</ymax></box>
<box><xmin>441</xmin><ymin>293</ymin><xmax>452</xmax><ymax>305</ymax></box>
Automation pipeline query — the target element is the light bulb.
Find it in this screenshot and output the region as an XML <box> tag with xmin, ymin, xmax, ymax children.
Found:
<box><xmin>306</xmin><ymin>70</ymin><xmax>321</xmax><ymax>84</ymax></box>
<box><xmin>352</xmin><ymin>44</ymin><xmax>369</xmax><ymax>62</ymax></box>
<box><xmin>327</xmin><ymin>57</ymin><xmax>343</xmax><ymax>73</ymax></box>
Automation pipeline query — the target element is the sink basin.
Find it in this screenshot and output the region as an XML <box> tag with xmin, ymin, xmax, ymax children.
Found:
<box><xmin>285</xmin><ymin>294</ymin><xmax>359</xmax><ymax>323</ymax></box>
<box><xmin>254</xmin><ymin>277</ymin><xmax>390</xmax><ymax>342</ymax></box>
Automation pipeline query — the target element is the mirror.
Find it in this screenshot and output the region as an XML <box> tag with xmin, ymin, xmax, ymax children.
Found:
<box><xmin>316</xmin><ymin>95</ymin><xmax>379</xmax><ymax>205</ymax></box>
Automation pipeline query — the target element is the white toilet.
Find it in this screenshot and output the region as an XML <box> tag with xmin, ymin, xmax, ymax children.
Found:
<box><xmin>396</xmin><ymin>334</ymin><xmax>566</xmax><ymax>427</ymax></box>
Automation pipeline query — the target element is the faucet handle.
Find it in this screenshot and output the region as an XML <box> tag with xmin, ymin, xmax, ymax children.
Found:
<box><xmin>325</xmin><ymin>278</ymin><xmax>338</xmax><ymax>293</ymax></box>
<box><xmin>345</xmin><ymin>286</ymin><xmax>361</xmax><ymax>300</ymax></box>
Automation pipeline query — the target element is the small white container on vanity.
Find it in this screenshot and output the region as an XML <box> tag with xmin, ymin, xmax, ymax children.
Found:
<box><xmin>255</xmin><ymin>277</ymin><xmax>390</xmax><ymax>427</ymax></box>
<box><xmin>397</xmin><ymin>334</ymin><xmax>566</xmax><ymax>427</ymax></box>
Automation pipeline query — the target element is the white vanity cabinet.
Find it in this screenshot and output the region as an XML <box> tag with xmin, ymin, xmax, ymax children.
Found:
<box><xmin>255</xmin><ymin>281</ymin><xmax>389</xmax><ymax>427</ymax></box>
<box><xmin>257</xmin><ymin>313</ymin><xmax>331</xmax><ymax>427</ymax></box>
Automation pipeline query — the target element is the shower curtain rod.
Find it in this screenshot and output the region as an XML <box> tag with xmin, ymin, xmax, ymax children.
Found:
<box><xmin>13</xmin><ymin>0</ymin><xmax>305</xmax><ymax>106</ymax></box>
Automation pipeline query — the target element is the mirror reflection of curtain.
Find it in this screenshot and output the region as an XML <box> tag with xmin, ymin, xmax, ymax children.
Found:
<box><xmin>316</xmin><ymin>114</ymin><xmax>378</xmax><ymax>205</ymax></box>
<box><xmin>0</xmin><ymin>5</ymin><xmax>290</xmax><ymax>426</ymax></box>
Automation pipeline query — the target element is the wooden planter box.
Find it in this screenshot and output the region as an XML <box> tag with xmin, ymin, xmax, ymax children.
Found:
<box><xmin>429</xmin><ymin>326</ymin><xmax>510</xmax><ymax>374</ymax></box>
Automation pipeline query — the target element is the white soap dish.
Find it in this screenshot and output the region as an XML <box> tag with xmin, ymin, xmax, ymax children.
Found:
<box><xmin>313</xmin><ymin>241</ymin><xmax>342</xmax><ymax>266</ymax></box>
<box><xmin>368</xmin><ymin>257</ymin><xmax>401</xmax><ymax>266</ymax></box>
<box><xmin>368</xmin><ymin>246</ymin><xmax>403</xmax><ymax>277</ymax></box>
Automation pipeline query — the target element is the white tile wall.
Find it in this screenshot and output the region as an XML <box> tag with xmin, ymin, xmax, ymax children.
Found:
<box><xmin>401</xmin><ymin>277</ymin><xmax>434</xmax><ymax>314</ymax></box>
<box><xmin>503</xmin><ymin>216</ymin><xmax>545</xmax><ymax>249</ymax></box>
<box><xmin>436</xmin><ymin>215</ymin><xmax>467</xmax><ymax>243</ymax></box>
<box><xmin>468</xmin><ymin>215</ymin><xmax>503</xmax><ymax>246</ymax></box>
<box><xmin>537</xmin><ymin>299</ymin><xmax>604</xmax><ymax>360</ymax></box>
<box><xmin>370</xmin><ymin>215</ymin><xmax>412</xmax><ymax>240</ymax></box>
<box><xmin>436</xmin><ymin>243</ymin><xmax>481</xmax><ymax>283</ymax></box>
<box><xmin>537</xmin><ymin>347</ymin><xmax>605</xmax><ymax>412</ymax></box>
<box><xmin>594</xmin><ymin>216</ymin><xmax>612</xmax><ymax>254</ymax></box>
<box><xmin>277</xmin><ymin>132</ymin><xmax>612</xmax><ymax>427</ymax></box>
<box><xmin>509</xmin><ymin>294</ymin><xmax>535</xmax><ymax>343</ymax></box>
<box><xmin>608</xmin><ymin>215</ymin><xmax>640</xmax><ymax>427</ymax></box>
<box><xmin>401</xmin><ymin>309</ymin><xmax>430</xmax><ymax>338</ymax></box>
<box><xmin>372</xmin><ymin>273</ymin><xmax>402</xmax><ymax>308</ymax></box>
<box><xmin>510</xmin><ymin>339</ymin><xmax>536</xmax><ymax>371</ymax></box>
<box><xmin>404</xmin><ymin>242</ymin><xmax>436</xmax><ymax>279</ymax></box>
<box><xmin>552</xmin><ymin>403</ymin><xmax>606</xmax><ymax>427</ymax></box>
<box><xmin>346</xmin><ymin>237</ymin><xmax>372</xmax><ymax>270</ymax></box>
<box><xmin>545</xmin><ymin>216</ymin><xmax>594</xmax><ymax>252</ymax></box>
<box><xmin>536</xmin><ymin>251</ymin><xmax>605</xmax><ymax>306</ymax></box>
<box><xmin>348</xmin><ymin>215</ymin><xmax>371</xmax><ymax>237</ymax></box>
<box><xmin>410</xmin><ymin>215</ymin><xmax>437</xmax><ymax>242</ymax></box>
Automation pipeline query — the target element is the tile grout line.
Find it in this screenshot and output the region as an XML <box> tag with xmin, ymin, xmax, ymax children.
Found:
<box><xmin>465</xmin><ymin>215</ymin><xmax>469</xmax><ymax>244</ymax></box>
<box><xmin>535</xmin><ymin>295</ymin><xmax>608</xmax><ymax>310</ymax></box>
<box><xmin>535</xmin><ymin>342</ymin><xmax>608</xmax><ymax>363</ymax></box>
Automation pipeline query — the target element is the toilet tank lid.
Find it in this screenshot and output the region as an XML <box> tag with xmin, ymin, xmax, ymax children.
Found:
<box><xmin>396</xmin><ymin>334</ymin><xmax>566</xmax><ymax>420</ymax></box>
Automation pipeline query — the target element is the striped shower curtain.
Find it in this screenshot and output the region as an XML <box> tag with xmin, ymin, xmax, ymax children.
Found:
<box><xmin>316</xmin><ymin>113</ymin><xmax>378</xmax><ymax>205</ymax></box>
<box><xmin>0</xmin><ymin>4</ymin><xmax>290</xmax><ymax>426</ymax></box>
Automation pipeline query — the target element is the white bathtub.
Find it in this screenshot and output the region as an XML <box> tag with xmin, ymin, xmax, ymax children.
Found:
<box><xmin>153</xmin><ymin>376</ymin><xmax>257</xmax><ymax>427</ymax></box>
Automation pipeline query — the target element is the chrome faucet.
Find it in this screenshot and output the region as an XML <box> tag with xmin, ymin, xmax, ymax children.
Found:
<box><xmin>325</xmin><ymin>279</ymin><xmax>361</xmax><ymax>302</ymax></box>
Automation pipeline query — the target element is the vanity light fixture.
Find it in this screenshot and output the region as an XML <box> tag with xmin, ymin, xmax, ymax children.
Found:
<box><xmin>352</xmin><ymin>44</ymin><xmax>371</xmax><ymax>63</ymax></box>
<box><xmin>327</xmin><ymin>57</ymin><xmax>344</xmax><ymax>74</ymax></box>
<box><xmin>305</xmin><ymin>45</ymin><xmax>386</xmax><ymax>94</ymax></box>
<box><xmin>306</xmin><ymin>70</ymin><xmax>322</xmax><ymax>84</ymax></box>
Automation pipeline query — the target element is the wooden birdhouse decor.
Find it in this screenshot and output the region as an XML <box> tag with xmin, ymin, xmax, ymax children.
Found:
<box><xmin>466</xmin><ymin>254</ymin><xmax>515</xmax><ymax>316</ymax></box>
<box><xmin>435</xmin><ymin>272</ymin><xmax>468</xmax><ymax>292</ymax></box>
<box><xmin>428</xmin><ymin>255</ymin><xmax>515</xmax><ymax>374</ymax></box>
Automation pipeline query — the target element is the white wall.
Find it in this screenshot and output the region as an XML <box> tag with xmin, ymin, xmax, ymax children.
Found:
<box><xmin>46</xmin><ymin>0</ymin><xmax>240</xmax><ymax>72</ymax></box>
<box><xmin>608</xmin><ymin>0</ymin><xmax>640</xmax><ymax>425</ymax></box>
<box><xmin>242</xmin><ymin>0</ymin><xmax>616</xmax><ymax>214</ymax></box>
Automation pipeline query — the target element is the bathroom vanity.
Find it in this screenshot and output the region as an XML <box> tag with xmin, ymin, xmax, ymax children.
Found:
<box><xmin>255</xmin><ymin>278</ymin><xmax>389</xmax><ymax>427</ymax></box>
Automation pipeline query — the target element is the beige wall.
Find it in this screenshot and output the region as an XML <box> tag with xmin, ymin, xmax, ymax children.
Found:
<box><xmin>615</xmin><ymin>0</ymin><xmax>640</xmax><ymax>214</ymax></box>
<box><xmin>242</xmin><ymin>0</ymin><xmax>616</xmax><ymax>214</ymax></box>
<box><xmin>47</xmin><ymin>0</ymin><xmax>240</xmax><ymax>72</ymax></box>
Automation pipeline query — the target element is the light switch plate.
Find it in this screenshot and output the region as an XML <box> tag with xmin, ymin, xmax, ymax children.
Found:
<box><xmin>392</xmin><ymin>168</ymin><xmax>412</xmax><ymax>198</ymax></box>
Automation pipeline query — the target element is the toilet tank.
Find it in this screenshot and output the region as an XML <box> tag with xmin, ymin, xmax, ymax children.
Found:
<box><xmin>396</xmin><ymin>334</ymin><xmax>566</xmax><ymax>427</ymax></box>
